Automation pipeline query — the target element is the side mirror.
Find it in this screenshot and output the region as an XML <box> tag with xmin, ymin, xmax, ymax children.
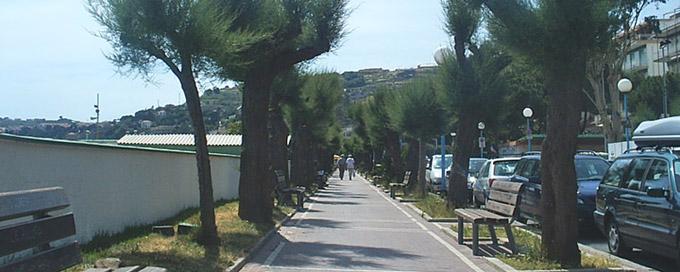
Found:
<box><xmin>647</xmin><ymin>187</ymin><xmax>669</xmax><ymax>198</ymax></box>
<box><xmin>528</xmin><ymin>176</ymin><xmax>541</xmax><ymax>184</ymax></box>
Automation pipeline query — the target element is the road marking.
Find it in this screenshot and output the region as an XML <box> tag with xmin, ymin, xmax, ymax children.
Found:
<box><xmin>426</xmin><ymin>229</ymin><xmax>485</xmax><ymax>272</ymax></box>
<box><xmin>367</xmin><ymin>177</ymin><xmax>484</xmax><ymax>272</ymax></box>
<box><xmin>263</xmin><ymin>242</ymin><xmax>285</xmax><ymax>267</ymax></box>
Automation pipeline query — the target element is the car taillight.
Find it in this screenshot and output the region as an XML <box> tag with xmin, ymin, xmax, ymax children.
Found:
<box><xmin>489</xmin><ymin>178</ymin><xmax>496</xmax><ymax>187</ymax></box>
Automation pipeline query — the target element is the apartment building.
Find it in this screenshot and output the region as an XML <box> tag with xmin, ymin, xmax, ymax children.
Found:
<box><xmin>623</xmin><ymin>8</ymin><xmax>680</xmax><ymax>76</ymax></box>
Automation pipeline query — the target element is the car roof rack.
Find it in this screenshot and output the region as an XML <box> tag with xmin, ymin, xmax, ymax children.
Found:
<box><xmin>633</xmin><ymin>116</ymin><xmax>680</xmax><ymax>147</ymax></box>
<box><xmin>624</xmin><ymin>145</ymin><xmax>675</xmax><ymax>155</ymax></box>
<box><xmin>576</xmin><ymin>150</ymin><xmax>598</xmax><ymax>156</ymax></box>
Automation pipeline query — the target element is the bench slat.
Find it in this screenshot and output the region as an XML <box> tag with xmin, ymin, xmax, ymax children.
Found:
<box><xmin>0</xmin><ymin>242</ymin><xmax>82</xmax><ymax>272</ymax></box>
<box><xmin>0</xmin><ymin>213</ymin><xmax>76</xmax><ymax>256</ymax></box>
<box><xmin>485</xmin><ymin>200</ymin><xmax>515</xmax><ymax>217</ymax></box>
<box><xmin>490</xmin><ymin>180</ymin><xmax>523</xmax><ymax>192</ymax></box>
<box><xmin>0</xmin><ymin>187</ymin><xmax>70</xmax><ymax>221</ymax></box>
<box><xmin>488</xmin><ymin>190</ymin><xmax>518</xmax><ymax>205</ymax></box>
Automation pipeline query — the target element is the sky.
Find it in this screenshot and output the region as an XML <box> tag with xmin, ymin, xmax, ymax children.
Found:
<box><xmin>0</xmin><ymin>1</ymin><xmax>677</xmax><ymax>122</ymax></box>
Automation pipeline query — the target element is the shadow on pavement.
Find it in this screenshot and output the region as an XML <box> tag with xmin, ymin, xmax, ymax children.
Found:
<box><xmin>270</xmin><ymin>233</ymin><xmax>424</xmax><ymax>269</ymax></box>
<box><xmin>284</xmin><ymin>218</ymin><xmax>348</xmax><ymax>229</ymax></box>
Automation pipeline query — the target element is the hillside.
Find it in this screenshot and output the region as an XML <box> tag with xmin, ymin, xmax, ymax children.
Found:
<box><xmin>0</xmin><ymin>66</ymin><xmax>437</xmax><ymax>140</ymax></box>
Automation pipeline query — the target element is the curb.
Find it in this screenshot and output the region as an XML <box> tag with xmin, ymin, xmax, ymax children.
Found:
<box><xmin>225</xmin><ymin>208</ymin><xmax>297</xmax><ymax>272</ymax></box>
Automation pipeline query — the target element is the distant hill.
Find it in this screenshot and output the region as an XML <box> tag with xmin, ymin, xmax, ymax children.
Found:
<box><xmin>1</xmin><ymin>66</ymin><xmax>437</xmax><ymax>140</ymax></box>
<box><xmin>0</xmin><ymin>86</ymin><xmax>242</xmax><ymax>140</ymax></box>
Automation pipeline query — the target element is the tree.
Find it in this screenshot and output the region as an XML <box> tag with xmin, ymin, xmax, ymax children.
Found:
<box><xmin>479</xmin><ymin>0</ymin><xmax>617</xmax><ymax>266</ymax></box>
<box><xmin>288</xmin><ymin>72</ymin><xmax>344</xmax><ymax>188</ymax></box>
<box><xmin>388</xmin><ymin>78</ymin><xmax>445</xmax><ymax>196</ymax></box>
<box><xmin>214</xmin><ymin>0</ymin><xmax>349</xmax><ymax>224</ymax></box>
<box><xmin>88</xmin><ymin>0</ymin><xmax>259</xmax><ymax>245</ymax></box>
<box><xmin>365</xmin><ymin>88</ymin><xmax>405</xmax><ymax>181</ymax></box>
<box><xmin>584</xmin><ymin>0</ymin><xmax>666</xmax><ymax>144</ymax></box>
<box><xmin>440</xmin><ymin>0</ymin><xmax>511</xmax><ymax>207</ymax></box>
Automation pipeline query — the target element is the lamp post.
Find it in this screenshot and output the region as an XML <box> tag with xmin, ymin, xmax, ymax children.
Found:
<box><xmin>434</xmin><ymin>46</ymin><xmax>450</xmax><ymax>191</ymax></box>
<box><xmin>478</xmin><ymin>122</ymin><xmax>485</xmax><ymax>158</ymax></box>
<box><xmin>618</xmin><ymin>78</ymin><xmax>633</xmax><ymax>150</ymax></box>
<box><xmin>660</xmin><ymin>39</ymin><xmax>671</xmax><ymax>118</ymax></box>
<box><xmin>90</xmin><ymin>93</ymin><xmax>100</xmax><ymax>140</ymax></box>
<box><xmin>522</xmin><ymin>107</ymin><xmax>533</xmax><ymax>152</ymax></box>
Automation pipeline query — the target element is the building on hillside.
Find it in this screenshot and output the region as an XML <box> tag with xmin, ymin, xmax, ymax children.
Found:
<box><xmin>117</xmin><ymin>134</ymin><xmax>242</xmax><ymax>155</ymax></box>
<box><xmin>623</xmin><ymin>9</ymin><xmax>680</xmax><ymax>76</ymax></box>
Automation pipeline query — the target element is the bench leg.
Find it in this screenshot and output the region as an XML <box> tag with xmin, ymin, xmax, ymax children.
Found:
<box><xmin>488</xmin><ymin>224</ymin><xmax>498</xmax><ymax>246</ymax></box>
<box><xmin>297</xmin><ymin>193</ymin><xmax>304</xmax><ymax>210</ymax></box>
<box><xmin>457</xmin><ymin>217</ymin><xmax>464</xmax><ymax>245</ymax></box>
<box><xmin>472</xmin><ymin>223</ymin><xmax>480</xmax><ymax>256</ymax></box>
<box><xmin>390</xmin><ymin>186</ymin><xmax>395</xmax><ymax>199</ymax></box>
<box><xmin>504</xmin><ymin>224</ymin><xmax>516</xmax><ymax>255</ymax></box>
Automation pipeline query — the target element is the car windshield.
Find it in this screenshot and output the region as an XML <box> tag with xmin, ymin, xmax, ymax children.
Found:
<box><xmin>432</xmin><ymin>156</ymin><xmax>452</xmax><ymax>169</ymax></box>
<box><xmin>575</xmin><ymin>159</ymin><xmax>610</xmax><ymax>181</ymax></box>
<box><xmin>494</xmin><ymin>160</ymin><xmax>518</xmax><ymax>176</ymax></box>
<box><xmin>468</xmin><ymin>159</ymin><xmax>486</xmax><ymax>173</ymax></box>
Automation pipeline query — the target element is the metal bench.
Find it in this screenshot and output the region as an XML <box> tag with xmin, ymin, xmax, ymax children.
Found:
<box><xmin>0</xmin><ymin>187</ymin><xmax>82</xmax><ymax>272</ymax></box>
<box><xmin>274</xmin><ymin>170</ymin><xmax>306</xmax><ymax>209</ymax></box>
<box><xmin>389</xmin><ymin>171</ymin><xmax>411</xmax><ymax>199</ymax></box>
<box><xmin>454</xmin><ymin>180</ymin><xmax>524</xmax><ymax>255</ymax></box>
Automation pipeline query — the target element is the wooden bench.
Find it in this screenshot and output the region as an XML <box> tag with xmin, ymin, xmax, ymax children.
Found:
<box><xmin>274</xmin><ymin>170</ymin><xmax>306</xmax><ymax>209</ymax></box>
<box><xmin>454</xmin><ymin>180</ymin><xmax>524</xmax><ymax>256</ymax></box>
<box><xmin>0</xmin><ymin>187</ymin><xmax>82</xmax><ymax>272</ymax></box>
<box><xmin>389</xmin><ymin>171</ymin><xmax>411</xmax><ymax>199</ymax></box>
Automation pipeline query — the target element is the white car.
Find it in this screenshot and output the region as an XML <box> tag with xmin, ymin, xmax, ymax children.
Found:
<box><xmin>471</xmin><ymin>157</ymin><xmax>520</xmax><ymax>207</ymax></box>
<box><xmin>426</xmin><ymin>154</ymin><xmax>452</xmax><ymax>192</ymax></box>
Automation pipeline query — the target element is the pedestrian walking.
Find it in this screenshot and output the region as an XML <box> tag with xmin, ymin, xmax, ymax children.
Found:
<box><xmin>337</xmin><ymin>154</ymin><xmax>346</xmax><ymax>180</ymax></box>
<box><xmin>346</xmin><ymin>154</ymin><xmax>355</xmax><ymax>180</ymax></box>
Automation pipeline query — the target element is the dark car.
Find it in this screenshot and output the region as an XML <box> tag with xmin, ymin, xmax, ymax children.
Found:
<box><xmin>594</xmin><ymin>116</ymin><xmax>680</xmax><ymax>265</ymax></box>
<box><xmin>510</xmin><ymin>153</ymin><xmax>610</xmax><ymax>227</ymax></box>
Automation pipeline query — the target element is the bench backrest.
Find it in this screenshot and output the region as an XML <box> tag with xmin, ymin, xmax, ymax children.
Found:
<box><xmin>0</xmin><ymin>187</ymin><xmax>82</xmax><ymax>272</ymax></box>
<box><xmin>485</xmin><ymin>181</ymin><xmax>524</xmax><ymax>219</ymax></box>
<box><xmin>402</xmin><ymin>171</ymin><xmax>411</xmax><ymax>185</ymax></box>
<box><xmin>274</xmin><ymin>170</ymin><xmax>287</xmax><ymax>190</ymax></box>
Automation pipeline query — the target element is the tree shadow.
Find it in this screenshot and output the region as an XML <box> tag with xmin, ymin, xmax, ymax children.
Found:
<box><xmin>283</xmin><ymin>218</ymin><xmax>347</xmax><ymax>229</ymax></box>
<box><xmin>265</xmin><ymin>233</ymin><xmax>424</xmax><ymax>269</ymax></box>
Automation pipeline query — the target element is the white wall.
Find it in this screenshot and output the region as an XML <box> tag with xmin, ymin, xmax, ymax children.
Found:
<box><xmin>0</xmin><ymin>134</ymin><xmax>240</xmax><ymax>244</ymax></box>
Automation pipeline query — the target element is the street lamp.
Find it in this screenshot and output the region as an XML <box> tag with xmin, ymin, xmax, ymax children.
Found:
<box><xmin>617</xmin><ymin>78</ymin><xmax>633</xmax><ymax>150</ymax></box>
<box><xmin>660</xmin><ymin>39</ymin><xmax>671</xmax><ymax>118</ymax></box>
<box><xmin>478</xmin><ymin>122</ymin><xmax>485</xmax><ymax>158</ymax></box>
<box><xmin>434</xmin><ymin>46</ymin><xmax>451</xmax><ymax>191</ymax></box>
<box><xmin>522</xmin><ymin>107</ymin><xmax>533</xmax><ymax>152</ymax></box>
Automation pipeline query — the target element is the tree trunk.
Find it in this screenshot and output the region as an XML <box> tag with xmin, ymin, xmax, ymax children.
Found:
<box><xmin>417</xmin><ymin>139</ymin><xmax>427</xmax><ymax>197</ymax></box>
<box><xmin>290</xmin><ymin>123</ymin><xmax>314</xmax><ymax>188</ymax></box>
<box><xmin>179</xmin><ymin>69</ymin><xmax>219</xmax><ymax>245</ymax></box>
<box><xmin>540</xmin><ymin>79</ymin><xmax>582</xmax><ymax>267</ymax></box>
<box><xmin>386</xmin><ymin>132</ymin><xmax>404</xmax><ymax>181</ymax></box>
<box><xmin>238</xmin><ymin>70</ymin><xmax>276</xmax><ymax>224</ymax></box>
<box><xmin>405</xmin><ymin>139</ymin><xmax>419</xmax><ymax>185</ymax></box>
<box><xmin>269</xmin><ymin>105</ymin><xmax>290</xmax><ymax>181</ymax></box>
<box><xmin>447</xmin><ymin>111</ymin><xmax>477</xmax><ymax>207</ymax></box>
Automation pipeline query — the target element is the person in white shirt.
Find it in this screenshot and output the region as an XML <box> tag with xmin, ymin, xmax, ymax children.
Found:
<box><xmin>346</xmin><ymin>154</ymin><xmax>355</xmax><ymax>180</ymax></box>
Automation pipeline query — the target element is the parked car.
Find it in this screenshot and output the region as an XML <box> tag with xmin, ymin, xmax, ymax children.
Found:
<box><xmin>594</xmin><ymin>116</ymin><xmax>680</xmax><ymax>264</ymax></box>
<box><xmin>426</xmin><ymin>154</ymin><xmax>452</xmax><ymax>193</ymax></box>
<box><xmin>467</xmin><ymin>158</ymin><xmax>488</xmax><ymax>199</ymax></box>
<box><xmin>510</xmin><ymin>153</ymin><xmax>610</xmax><ymax>227</ymax></box>
<box><xmin>472</xmin><ymin>157</ymin><xmax>521</xmax><ymax>207</ymax></box>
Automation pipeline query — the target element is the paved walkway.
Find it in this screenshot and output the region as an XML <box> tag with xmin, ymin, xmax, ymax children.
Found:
<box><xmin>240</xmin><ymin>172</ymin><xmax>500</xmax><ymax>272</ymax></box>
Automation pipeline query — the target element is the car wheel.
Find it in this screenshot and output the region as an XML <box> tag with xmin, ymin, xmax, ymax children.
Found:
<box><xmin>606</xmin><ymin>220</ymin><xmax>631</xmax><ymax>256</ymax></box>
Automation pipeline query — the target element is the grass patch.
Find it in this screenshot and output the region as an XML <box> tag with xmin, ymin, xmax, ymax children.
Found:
<box><xmin>414</xmin><ymin>194</ymin><xmax>456</xmax><ymax>218</ymax></box>
<box><xmin>451</xmin><ymin>225</ymin><xmax>620</xmax><ymax>270</ymax></box>
<box><xmin>66</xmin><ymin>200</ymin><xmax>292</xmax><ymax>272</ymax></box>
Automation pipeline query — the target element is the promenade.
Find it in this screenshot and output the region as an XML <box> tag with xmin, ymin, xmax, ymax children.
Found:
<box><xmin>240</xmin><ymin>172</ymin><xmax>500</xmax><ymax>272</ymax></box>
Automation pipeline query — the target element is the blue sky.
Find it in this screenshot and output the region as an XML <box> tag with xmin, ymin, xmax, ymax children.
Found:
<box><xmin>0</xmin><ymin>1</ymin><xmax>676</xmax><ymax>122</ymax></box>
